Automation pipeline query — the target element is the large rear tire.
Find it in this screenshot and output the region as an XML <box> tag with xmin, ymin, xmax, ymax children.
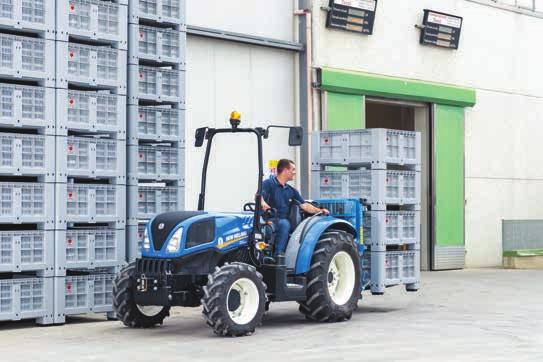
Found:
<box><xmin>298</xmin><ymin>231</ymin><xmax>360</xmax><ymax>322</ymax></box>
<box><xmin>201</xmin><ymin>262</ymin><xmax>266</xmax><ymax>337</ymax></box>
<box><xmin>112</xmin><ymin>262</ymin><xmax>170</xmax><ymax>328</ymax></box>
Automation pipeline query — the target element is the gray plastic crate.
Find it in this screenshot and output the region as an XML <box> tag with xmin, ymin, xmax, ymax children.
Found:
<box><xmin>0</xmin><ymin>230</ymin><xmax>54</xmax><ymax>276</ymax></box>
<box><xmin>127</xmin><ymin>184</ymin><xmax>184</xmax><ymax>222</ymax></box>
<box><xmin>0</xmin><ymin>34</ymin><xmax>55</xmax><ymax>86</ymax></box>
<box><xmin>312</xmin><ymin>129</ymin><xmax>421</xmax><ymax>170</ymax></box>
<box><xmin>0</xmin><ymin>0</ymin><xmax>55</xmax><ymax>38</ymax></box>
<box><xmin>56</xmin><ymin>89</ymin><xmax>126</xmax><ymax>138</ymax></box>
<box><xmin>363</xmin><ymin>250</ymin><xmax>421</xmax><ymax>294</ymax></box>
<box><xmin>0</xmin><ymin>83</ymin><xmax>55</xmax><ymax>134</ymax></box>
<box><xmin>0</xmin><ymin>133</ymin><xmax>55</xmax><ymax>181</ymax></box>
<box><xmin>127</xmin><ymin>144</ymin><xmax>184</xmax><ymax>183</ymax></box>
<box><xmin>56</xmin><ymin>136</ymin><xmax>126</xmax><ymax>182</ymax></box>
<box><xmin>129</xmin><ymin>0</ymin><xmax>186</xmax><ymax>25</ymax></box>
<box><xmin>126</xmin><ymin>222</ymin><xmax>147</xmax><ymax>261</ymax></box>
<box><xmin>56</xmin><ymin>0</ymin><xmax>128</xmax><ymax>49</ymax></box>
<box><xmin>54</xmin><ymin>228</ymin><xmax>125</xmax><ymax>276</ymax></box>
<box><xmin>0</xmin><ymin>277</ymin><xmax>53</xmax><ymax>324</ymax></box>
<box><xmin>127</xmin><ymin>105</ymin><xmax>184</xmax><ymax>145</ymax></box>
<box><xmin>128</xmin><ymin>65</ymin><xmax>185</xmax><ymax>104</ymax></box>
<box><xmin>312</xmin><ymin>170</ymin><xmax>421</xmax><ymax>210</ymax></box>
<box><xmin>56</xmin><ymin>183</ymin><xmax>126</xmax><ymax>227</ymax></box>
<box><xmin>53</xmin><ymin>273</ymin><xmax>115</xmax><ymax>323</ymax></box>
<box><xmin>129</xmin><ymin>24</ymin><xmax>186</xmax><ymax>65</ymax></box>
<box><xmin>363</xmin><ymin>211</ymin><xmax>420</xmax><ymax>250</ymax></box>
<box><xmin>0</xmin><ymin>182</ymin><xmax>54</xmax><ymax>226</ymax></box>
<box><xmin>56</xmin><ymin>42</ymin><xmax>127</xmax><ymax>94</ymax></box>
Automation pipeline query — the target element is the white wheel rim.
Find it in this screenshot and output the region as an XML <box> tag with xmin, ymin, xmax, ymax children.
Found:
<box><xmin>327</xmin><ymin>251</ymin><xmax>356</xmax><ymax>305</ymax></box>
<box><xmin>137</xmin><ymin>305</ymin><xmax>164</xmax><ymax>317</ymax></box>
<box><xmin>227</xmin><ymin>278</ymin><xmax>260</xmax><ymax>325</ymax></box>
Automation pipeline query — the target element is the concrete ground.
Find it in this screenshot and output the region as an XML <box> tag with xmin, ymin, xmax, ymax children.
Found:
<box><xmin>1</xmin><ymin>268</ymin><xmax>542</xmax><ymax>362</ymax></box>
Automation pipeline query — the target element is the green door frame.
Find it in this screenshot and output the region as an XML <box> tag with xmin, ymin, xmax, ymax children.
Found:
<box><xmin>319</xmin><ymin>68</ymin><xmax>476</xmax><ymax>270</ymax></box>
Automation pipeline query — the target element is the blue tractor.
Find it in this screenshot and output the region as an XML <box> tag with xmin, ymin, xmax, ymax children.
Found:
<box><xmin>113</xmin><ymin>112</ymin><xmax>366</xmax><ymax>336</ymax></box>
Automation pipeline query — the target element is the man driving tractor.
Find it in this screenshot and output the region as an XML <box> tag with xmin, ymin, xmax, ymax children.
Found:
<box><xmin>261</xmin><ymin>159</ymin><xmax>330</xmax><ymax>256</ymax></box>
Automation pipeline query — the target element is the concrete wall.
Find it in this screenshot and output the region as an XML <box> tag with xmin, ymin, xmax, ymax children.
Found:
<box><xmin>185</xmin><ymin>37</ymin><xmax>297</xmax><ymax>212</ymax></box>
<box><xmin>310</xmin><ymin>0</ymin><xmax>543</xmax><ymax>266</ymax></box>
<box><xmin>187</xmin><ymin>0</ymin><xmax>297</xmax><ymax>41</ymax></box>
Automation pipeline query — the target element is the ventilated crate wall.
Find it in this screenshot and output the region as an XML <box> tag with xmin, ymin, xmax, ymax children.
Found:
<box><xmin>0</xmin><ymin>277</ymin><xmax>54</xmax><ymax>324</ymax></box>
<box><xmin>0</xmin><ymin>133</ymin><xmax>55</xmax><ymax>181</ymax></box>
<box><xmin>0</xmin><ymin>83</ymin><xmax>55</xmax><ymax>133</ymax></box>
<box><xmin>126</xmin><ymin>0</ymin><xmax>186</xmax><ymax>261</ymax></box>
<box><xmin>312</xmin><ymin>129</ymin><xmax>421</xmax><ymax>170</ymax></box>
<box><xmin>0</xmin><ymin>0</ymin><xmax>56</xmax><ymax>38</ymax></box>
<box><xmin>126</xmin><ymin>223</ymin><xmax>146</xmax><ymax>261</ymax></box>
<box><xmin>53</xmin><ymin>272</ymin><xmax>116</xmax><ymax>323</ymax></box>
<box><xmin>0</xmin><ymin>33</ymin><xmax>55</xmax><ymax>86</ymax></box>
<box><xmin>312</xmin><ymin>169</ymin><xmax>421</xmax><ymax>209</ymax></box>
<box><xmin>0</xmin><ymin>231</ymin><xmax>54</xmax><ymax>276</ymax></box>
<box><xmin>363</xmin><ymin>211</ymin><xmax>421</xmax><ymax>249</ymax></box>
<box><xmin>362</xmin><ymin>251</ymin><xmax>421</xmax><ymax>294</ymax></box>
<box><xmin>54</xmin><ymin>229</ymin><xmax>125</xmax><ymax>276</ymax></box>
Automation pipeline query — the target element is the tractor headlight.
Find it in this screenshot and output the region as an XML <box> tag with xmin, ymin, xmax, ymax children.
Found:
<box><xmin>142</xmin><ymin>228</ymin><xmax>151</xmax><ymax>250</ymax></box>
<box><xmin>166</xmin><ymin>227</ymin><xmax>183</xmax><ymax>253</ymax></box>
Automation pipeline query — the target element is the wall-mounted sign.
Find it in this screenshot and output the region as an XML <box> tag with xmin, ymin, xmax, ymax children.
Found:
<box><xmin>325</xmin><ymin>0</ymin><xmax>378</xmax><ymax>35</ymax></box>
<box><xmin>419</xmin><ymin>9</ymin><xmax>463</xmax><ymax>49</ymax></box>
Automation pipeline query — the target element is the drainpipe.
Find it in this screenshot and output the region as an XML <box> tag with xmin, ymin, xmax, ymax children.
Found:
<box><xmin>294</xmin><ymin>8</ymin><xmax>312</xmax><ymax>197</ymax></box>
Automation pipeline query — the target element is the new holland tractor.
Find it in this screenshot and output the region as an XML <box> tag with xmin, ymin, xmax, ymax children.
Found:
<box><xmin>113</xmin><ymin>112</ymin><xmax>366</xmax><ymax>336</ymax></box>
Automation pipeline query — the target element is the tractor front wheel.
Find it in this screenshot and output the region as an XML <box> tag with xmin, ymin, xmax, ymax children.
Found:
<box><xmin>201</xmin><ymin>262</ymin><xmax>267</xmax><ymax>337</ymax></box>
<box><xmin>112</xmin><ymin>262</ymin><xmax>170</xmax><ymax>328</ymax></box>
<box><xmin>298</xmin><ymin>230</ymin><xmax>360</xmax><ymax>322</ymax></box>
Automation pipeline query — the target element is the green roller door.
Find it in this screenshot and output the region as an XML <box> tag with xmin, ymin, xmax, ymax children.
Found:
<box><xmin>432</xmin><ymin>104</ymin><xmax>466</xmax><ymax>269</ymax></box>
<box><xmin>326</xmin><ymin>92</ymin><xmax>364</xmax><ymax>130</ymax></box>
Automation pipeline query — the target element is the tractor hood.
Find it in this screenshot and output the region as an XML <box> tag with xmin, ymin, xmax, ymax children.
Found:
<box><xmin>150</xmin><ymin>211</ymin><xmax>206</xmax><ymax>251</ymax></box>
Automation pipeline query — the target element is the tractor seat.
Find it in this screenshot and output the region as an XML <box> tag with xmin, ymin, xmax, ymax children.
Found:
<box><xmin>288</xmin><ymin>202</ymin><xmax>302</xmax><ymax>233</ymax></box>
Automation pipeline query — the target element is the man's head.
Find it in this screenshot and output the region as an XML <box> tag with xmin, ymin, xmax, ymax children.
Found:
<box><xmin>276</xmin><ymin>159</ymin><xmax>296</xmax><ymax>182</ymax></box>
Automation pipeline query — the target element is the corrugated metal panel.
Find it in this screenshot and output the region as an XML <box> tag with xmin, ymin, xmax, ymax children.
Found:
<box><xmin>502</xmin><ymin>220</ymin><xmax>543</xmax><ymax>251</ymax></box>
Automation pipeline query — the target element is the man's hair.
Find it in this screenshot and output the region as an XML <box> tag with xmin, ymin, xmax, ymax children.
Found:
<box><xmin>277</xmin><ymin>159</ymin><xmax>295</xmax><ymax>174</ymax></box>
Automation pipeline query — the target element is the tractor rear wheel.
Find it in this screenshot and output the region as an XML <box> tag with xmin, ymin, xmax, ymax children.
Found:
<box><xmin>113</xmin><ymin>262</ymin><xmax>170</xmax><ymax>328</ymax></box>
<box><xmin>201</xmin><ymin>262</ymin><xmax>267</xmax><ymax>337</ymax></box>
<box><xmin>298</xmin><ymin>230</ymin><xmax>360</xmax><ymax>322</ymax></box>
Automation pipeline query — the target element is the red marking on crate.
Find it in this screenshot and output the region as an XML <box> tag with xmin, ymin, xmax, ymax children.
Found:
<box><xmin>70</xmin><ymin>4</ymin><xmax>75</xmax><ymax>12</ymax></box>
<box><xmin>386</xmin><ymin>178</ymin><xmax>389</xmax><ymax>183</ymax></box>
<box><xmin>138</xmin><ymin>232</ymin><xmax>143</xmax><ymax>238</ymax></box>
<box><xmin>324</xmin><ymin>137</ymin><xmax>329</xmax><ymax>144</ymax></box>
<box><xmin>67</xmin><ymin>239</ymin><xmax>73</xmax><ymax>246</ymax></box>
<box><xmin>139</xmin><ymin>113</ymin><xmax>144</xmax><ymax>119</ymax></box>
<box><xmin>68</xmin><ymin>98</ymin><xmax>75</xmax><ymax>107</ymax></box>
<box><xmin>66</xmin><ymin>283</ymin><xmax>72</xmax><ymax>292</ymax></box>
<box><xmin>323</xmin><ymin>176</ymin><xmax>329</xmax><ymax>184</ymax></box>
<box><xmin>386</xmin><ymin>218</ymin><xmax>389</xmax><ymax>223</ymax></box>
<box><xmin>69</xmin><ymin>51</ymin><xmax>75</xmax><ymax>59</ymax></box>
<box><xmin>139</xmin><ymin>193</ymin><xmax>144</xmax><ymax>200</ymax></box>
<box><xmin>67</xmin><ymin>144</ymin><xmax>75</xmax><ymax>154</ymax></box>
<box><xmin>140</xmin><ymin>32</ymin><xmax>144</xmax><ymax>39</ymax></box>
<box><xmin>139</xmin><ymin>73</ymin><xmax>144</xmax><ymax>79</ymax></box>
<box><xmin>68</xmin><ymin>192</ymin><xmax>73</xmax><ymax>200</ymax></box>
<box><xmin>139</xmin><ymin>153</ymin><xmax>144</xmax><ymax>160</ymax></box>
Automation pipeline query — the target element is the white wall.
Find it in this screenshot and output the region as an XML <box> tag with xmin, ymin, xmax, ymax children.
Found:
<box><xmin>185</xmin><ymin>37</ymin><xmax>297</xmax><ymax>212</ymax></box>
<box><xmin>310</xmin><ymin>0</ymin><xmax>543</xmax><ymax>266</ymax></box>
<box><xmin>187</xmin><ymin>0</ymin><xmax>298</xmax><ymax>41</ymax></box>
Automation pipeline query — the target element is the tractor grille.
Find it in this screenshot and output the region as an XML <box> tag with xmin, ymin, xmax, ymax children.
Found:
<box><xmin>136</xmin><ymin>258</ymin><xmax>171</xmax><ymax>275</ymax></box>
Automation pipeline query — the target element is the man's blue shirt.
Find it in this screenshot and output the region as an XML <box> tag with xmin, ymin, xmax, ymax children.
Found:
<box><xmin>261</xmin><ymin>176</ymin><xmax>305</xmax><ymax>219</ymax></box>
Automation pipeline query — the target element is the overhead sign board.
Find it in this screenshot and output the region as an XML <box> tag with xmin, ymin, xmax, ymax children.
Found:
<box><xmin>419</xmin><ymin>9</ymin><xmax>463</xmax><ymax>49</ymax></box>
<box><xmin>326</xmin><ymin>0</ymin><xmax>378</xmax><ymax>35</ymax></box>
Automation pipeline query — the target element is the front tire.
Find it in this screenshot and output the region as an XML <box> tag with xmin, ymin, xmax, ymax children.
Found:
<box><xmin>298</xmin><ymin>231</ymin><xmax>360</xmax><ymax>322</ymax></box>
<box><xmin>201</xmin><ymin>262</ymin><xmax>266</xmax><ymax>337</ymax></box>
<box><xmin>112</xmin><ymin>262</ymin><xmax>170</xmax><ymax>328</ymax></box>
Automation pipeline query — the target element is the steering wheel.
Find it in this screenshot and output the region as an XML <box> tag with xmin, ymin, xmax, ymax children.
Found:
<box><xmin>243</xmin><ymin>202</ymin><xmax>256</xmax><ymax>212</ymax></box>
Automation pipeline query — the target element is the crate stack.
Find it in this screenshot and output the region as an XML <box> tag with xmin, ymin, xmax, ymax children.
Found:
<box><xmin>0</xmin><ymin>0</ymin><xmax>56</xmax><ymax>325</ymax></box>
<box><xmin>311</xmin><ymin>128</ymin><xmax>422</xmax><ymax>295</ymax></box>
<box><xmin>52</xmin><ymin>0</ymin><xmax>128</xmax><ymax>324</ymax></box>
<box><xmin>126</xmin><ymin>0</ymin><xmax>186</xmax><ymax>261</ymax></box>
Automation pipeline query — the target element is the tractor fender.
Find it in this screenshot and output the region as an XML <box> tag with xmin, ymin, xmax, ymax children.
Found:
<box><xmin>285</xmin><ymin>216</ymin><xmax>357</xmax><ymax>275</ymax></box>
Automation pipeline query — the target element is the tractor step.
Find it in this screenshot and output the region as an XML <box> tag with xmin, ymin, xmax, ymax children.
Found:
<box><xmin>260</xmin><ymin>264</ymin><xmax>306</xmax><ymax>302</ymax></box>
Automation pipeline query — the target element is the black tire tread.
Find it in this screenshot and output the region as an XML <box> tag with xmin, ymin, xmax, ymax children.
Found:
<box><xmin>298</xmin><ymin>231</ymin><xmax>360</xmax><ymax>323</ymax></box>
<box><xmin>112</xmin><ymin>262</ymin><xmax>170</xmax><ymax>328</ymax></box>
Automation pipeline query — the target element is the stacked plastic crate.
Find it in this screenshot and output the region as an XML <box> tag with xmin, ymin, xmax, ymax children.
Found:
<box><xmin>0</xmin><ymin>1</ymin><xmax>56</xmax><ymax>325</ymax></box>
<box><xmin>126</xmin><ymin>1</ymin><xmax>186</xmax><ymax>261</ymax></box>
<box><xmin>53</xmin><ymin>0</ymin><xmax>128</xmax><ymax>324</ymax></box>
<box><xmin>311</xmin><ymin>129</ymin><xmax>421</xmax><ymax>295</ymax></box>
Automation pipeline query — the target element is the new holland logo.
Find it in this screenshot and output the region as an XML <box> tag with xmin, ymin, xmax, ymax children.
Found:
<box><xmin>158</xmin><ymin>223</ymin><xmax>165</xmax><ymax>230</ymax></box>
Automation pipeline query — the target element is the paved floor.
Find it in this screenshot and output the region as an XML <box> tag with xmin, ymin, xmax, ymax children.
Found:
<box><xmin>1</xmin><ymin>268</ymin><xmax>542</xmax><ymax>362</ymax></box>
